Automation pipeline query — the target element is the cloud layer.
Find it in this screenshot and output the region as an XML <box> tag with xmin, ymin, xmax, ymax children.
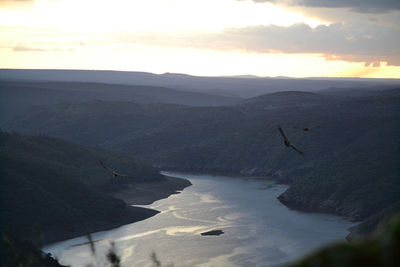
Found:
<box><xmin>13</xmin><ymin>45</ymin><xmax>59</xmax><ymax>52</ymax></box>
<box><xmin>245</xmin><ymin>0</ymin><xmax>400</xmax><ymax>13</ymax></box>
<box><xmin>118</xmin><ymin>21</ymin><xmax>400</xmax><ymax>66</ymax></box>
<box><xmin>210</xmin><ymin>22</ymin><xmax>400</xmax><ymax>65</ymax></box>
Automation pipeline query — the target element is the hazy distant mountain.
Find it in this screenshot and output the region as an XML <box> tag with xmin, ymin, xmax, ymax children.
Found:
<box><xmin>4</xmin><ymin>101</ymin><xmax>216</xmax><ymax>147</ymax></box>
<box><xmin>318</xmin><ymin>86</ymin><xmax>400</xmax><ymax>97</ymax></box>
<box><xmin>240</xmin><ymin>91</ymin><xmax>328</xmax><ymax>109</ymax></box>
<box><xmin>1</xmin><ymin>69</ymin><xmax>399</xmax><ymax>98</ymax></box>
<box><xmin>0</xmin><ymin>80</ymin><xmax>240</xmax><ymax>124</ymax></box>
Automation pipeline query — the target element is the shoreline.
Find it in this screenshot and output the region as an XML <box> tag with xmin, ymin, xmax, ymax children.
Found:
<box><xmin>43</xmin><ymin>176</ymin><xmax>192</xmax><ymax>246</ymax></box>
<box><xmin>41</xmin><ymin>206</ymin><xmax>159</xmax><ymax>245</ymax></box>
<box><xmin>163</xmin><ymin>170</ymin><xmax>361</xmax><ymax>223</ymax></box>
<box><xmin>161</xmin><ymin>170</ymin><xmax>276</xmax><ymax>182</ymax></box>
<box><xmin>112</xmin><ymin>176</ymin><xmax>192</xmax><ymax>205</ymax></box>
<box><xmin>161</xmin><ymin>168</ymin><xmax>270</xmax><ymax>178</ymax></box>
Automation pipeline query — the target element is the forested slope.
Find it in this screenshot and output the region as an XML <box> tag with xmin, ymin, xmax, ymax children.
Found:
<box><xmin>0</xmin><ymin>131</ymin><xmax>162</xmax><ymax>244</ymax></box>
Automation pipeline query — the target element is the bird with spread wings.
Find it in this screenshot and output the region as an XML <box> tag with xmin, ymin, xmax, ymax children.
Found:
<box><xmin>278</xmin><ymin>126</ymin><xmax>304</xmax><ymax>156</ymax></box>
<box><xmin>293</xmin><ymin>125</ymin><xmax>320</xmax><ymax>131</ymax></box>
<box><xmin>99</xmin><ymin>160</ymin><xmax>129</xmax><ymax>178</ymax></box>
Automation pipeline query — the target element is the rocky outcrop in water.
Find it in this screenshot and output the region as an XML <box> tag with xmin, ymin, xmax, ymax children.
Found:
<box><xmin>201</xmin><ymin>230</ymin><xmax>224</xmax><ymax>236</ymax></box>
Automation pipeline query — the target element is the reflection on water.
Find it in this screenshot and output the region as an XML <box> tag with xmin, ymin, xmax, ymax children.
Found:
<box><xmin>44</xmin><ymin>172</ymin><xmax>353</xmax><ymax>267</ymax></box>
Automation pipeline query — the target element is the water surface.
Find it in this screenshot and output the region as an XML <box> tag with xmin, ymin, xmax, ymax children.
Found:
<box><xmin>45</xmin><ymin>172</ymin><xmax>353</xmax><ymax>267</ymax></box>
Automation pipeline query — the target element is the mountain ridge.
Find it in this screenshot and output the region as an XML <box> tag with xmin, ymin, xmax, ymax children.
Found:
<box><xmin>2</xmin><ymin>69</ymin><xmax>399</xmax><ymax>98</ymax></box>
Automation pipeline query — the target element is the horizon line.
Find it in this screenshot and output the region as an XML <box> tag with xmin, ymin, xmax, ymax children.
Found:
<box><xmin>1</xmin><ymin>68</ymin><xmax>400</xmax><ymax>81</ymax></box>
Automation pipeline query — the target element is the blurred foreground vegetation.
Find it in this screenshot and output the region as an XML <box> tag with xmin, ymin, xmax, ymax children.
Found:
<box><xmin>287</xmin><ymin>214</ymin><xmax>400</xmax><ymax>267</ymax></box>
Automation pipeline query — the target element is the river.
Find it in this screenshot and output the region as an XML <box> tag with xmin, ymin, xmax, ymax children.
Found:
<box><xmin>44</xmin><ymin>172</ymin><xmax>353</xmax><ymax>267</ymax></box>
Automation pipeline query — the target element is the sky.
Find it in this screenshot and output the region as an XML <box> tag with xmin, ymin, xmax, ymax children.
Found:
<box><xmin>1</xmin><ymin>0</ymin><xmax>400</xmax><ymax>78</ymax></box>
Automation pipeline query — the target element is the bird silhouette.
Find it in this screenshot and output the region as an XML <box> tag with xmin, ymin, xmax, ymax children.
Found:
<box><xmin>99</xmin><ymin>160</ymin><xmax>129</xmax><ymax>178</ymax></box>
<box><xmin>293</xmin><ymin>125</ymin><xmax>321</xmax><ymax>131</ymax></box>
<box><xmin>278</xmin><ymin>126</ymin><xmax>304</xmax><ymax>155</ymax></box>
<box><xmin>293</xmin><ymin>126</ymin><xmax>310</xmax><ymax>131</ymax></box>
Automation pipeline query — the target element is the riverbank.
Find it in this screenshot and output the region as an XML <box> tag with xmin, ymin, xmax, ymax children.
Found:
<box><xmin>43</xmin><ymin>176</ymin><xmax>192</xmax><ymax>245</ymax></box>
<box><xmin>112</xmin><ymin>176</ymin><xmax>192</xmax><ymax>205</ymax></box>
<box><xmin>160</xmin><ymin>169</ymin><xmax>274</xmax><ymax>181</ymax></box>
<box><xmin>41</xmin><ymin>206</ymin><xmax>159</xmax><ymax>245</ymax></box>
<box><xmin>163</xmin><ymin>170</ymin><xmax>363</xmax><ymax>222</ymax></box>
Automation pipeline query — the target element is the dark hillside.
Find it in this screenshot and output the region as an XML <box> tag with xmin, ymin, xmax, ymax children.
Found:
<box><xmin>241</xmin><ymin>91</ymin><xmax>328</xmax><ymax>109</ymax></box>
<box><xmin>0</xmin><ymin>131</ymin><xmax>161</xmax><ymax>244</ymax></box>
<box><xmin>0</xmin><ymin>80</ymin><xmax>240</xmax><ymax>124</ymax></box>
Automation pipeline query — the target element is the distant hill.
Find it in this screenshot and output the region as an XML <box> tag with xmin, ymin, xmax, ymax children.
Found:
<box><xmin>0</xmin><ymin>80</ymin><xmax>240</xmax><ymax>124</ymax></box>
<box><xmin>318</xmin><ymin>86</ymin><xmax>400</xmax><ymax>97</ymax></box>
<box><xmin>5</xmin><ymin>90</ymin><xmax>399</xmax><ymax>221</ymax></box>
<box><xmin>3</xmin><ymin>101</ymin><xmax>211</xmax><ymax>146</ymax></box>
<box><xmin>241</xmin><ymin>91</ymin><xmax>328</xmax><ymax>109</ymax></box>
<box><xmin>1</xmin><ymin>69</ymin><xmax>399</xmax><ymax>98</ymax></box>
<box><xmin>0</xmin><ymin>131</ymin><xmax>162</xmax><ymax>244</ymax></box>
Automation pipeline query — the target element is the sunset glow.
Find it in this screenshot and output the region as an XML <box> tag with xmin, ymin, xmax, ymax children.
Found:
<box><xmin>1</xmin><ymin>0</ymin><xmax>399</xmax><ymax>78</ymax></box>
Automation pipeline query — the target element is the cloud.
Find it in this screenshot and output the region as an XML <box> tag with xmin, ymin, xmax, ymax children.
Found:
<box><xmin>13</xmin><ymin>45</ymin><xmax>60</xmax><ymax>52</ymax></box>
<box><xmin>117</xmin><ymin>21</ymin><xmax>400</xmax><ymax>66</ymax></box>
<box><xmin>244</xmin><ymin>0</ymin><xmax>400</xmax><ymax>13</ymax></box>
<box><xmin>210</xmin><ymin>22</ymin><xmax>400</xmax><ymax>65</ymax></box>
<box><xmin>0</xmin><ymin>0</ymin><xmax>34</xmax><ymax>4</ymax></box>
<box><xmin>0</xmin><ymin>0</ymin><xmax>35</xmax><ymax>9</ymax></box>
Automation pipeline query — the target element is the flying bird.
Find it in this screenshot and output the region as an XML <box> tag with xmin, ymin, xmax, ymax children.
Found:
<box><xmin>99</xmin><ymin>160</ymin><xmax>129</xmax><ymax>178</ymax></box>
<box><xmin>293</xmin><ymin>125</ymin><xmax>321</xmax><ymax>131</ymax></box>
<box><xmin>293</xmin><ymin>126</ymin><xmax>310</xmax><ymax>131</ymax></box>
<box><xmin>278</xmin><ymin>126</ymin><xmax>304</xmax><ymax>156</ymax></box>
